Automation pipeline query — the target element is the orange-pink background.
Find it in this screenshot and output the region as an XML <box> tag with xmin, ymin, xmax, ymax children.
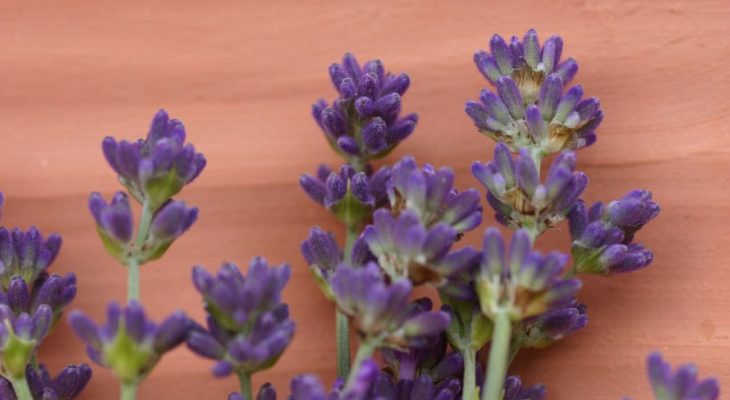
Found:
<box><xmin>1</xmin><ymin>1</ymin><xmax>729</xmax><ymax>398</ymax></box>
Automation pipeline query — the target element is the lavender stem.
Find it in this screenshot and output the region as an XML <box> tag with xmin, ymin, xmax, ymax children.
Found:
<box><xmin>10</xmin><ymin>376</ymin><xmax>32</xmax><ymax>400</ymax></box>
<box><xmin>344</xmin><ymin>337</ymin><xmax>378</xmax><ymax>392</ymax></box>
<box><xmin>121</xmin><ymin>381</ymin><xmax>137</xmax><ymax>400</ymax></box>
<box><xmin>126</xmin><ymin>200</ymin><xmax>153</xmax><ymax>301</ymax></box>
<box><xmin>336</xmin><ymin>224</ymin><xmax>359</xmax><ymax>379</ymax></box>
<box><xmin>462</xmin><ymin>346</ymin><xmax>477</xmax><ymax>400</ymax></box>
<box><xmin>237</xmin><ymin>371</ymin><xmax>253</xmax><ymax>400</ymax></box>
<box><xmin>483</xmin><ymin>309</ymin><xmax>511</xmax><ymax>400</ymax></box>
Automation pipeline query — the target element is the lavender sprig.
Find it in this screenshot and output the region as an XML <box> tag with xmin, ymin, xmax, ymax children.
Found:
<box><xmin>476</xmin><ymin>228</ymin><xmax>579</xmax><ymax>400</ymax></box>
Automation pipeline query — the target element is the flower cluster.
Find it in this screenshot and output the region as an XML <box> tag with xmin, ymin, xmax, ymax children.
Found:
<box><xmin>387</xmin><ymin>157</ymin><xmax>483</xmax><ymax>234</ymax></box>
<box><xmin>640</xmin><ymin>353</ymin><xmax>719</xmax><ymax>400</ymax></box>
<box><xmin>331</xmin><ymin>263</ymin><xmax>450</xmax><ymax>349</ymax></box>
<box><xmin>468</xmin><ymin>29</ymin><xmax>602</xmax><ymax>154</ymax></box>
<box><xmin>101</xmin><ymin>109</ymin><xmax>206</xmax><ymax>208</ymax></box>
<box><xmin>568</xmin><ymin>190</ymin><xmax>659</xmax><ymax>275</ymax></box>
<box><xmin>188</xmin><ymin>258</ymin><xmax>294</xmax><ymax>381</ymax></box>
<box><xmin>69</xmin><ymin>302</ymin><xmax>190</xmax><ymax>383</ymax></box>
<box><xmin>88</xmin><ymin>192</ymin><xmax>198</xmax><ymax>264</ymax></box>
<box><xmin>472</xmin><ymin>144</ymin><xmax>587</xmax><ymax>235</ymax></box>
<box><xmin>476</xmin><ymin>228</ymin><xmax>580</xmax><ymax>321</ymax></box>
<box><xmin>313</xmin><ymin>53</ymin><xmax>418</xmax><ymax>169</ymax></box>
<box><xmin>513</xmin><ymin>299</ymin><xmax>587</xmax><ymax>349</ymax></box>
<box><xmin>300</xmin><ymin>164</ymin><xmax>391</xmax><ymax>226</ymax></box>
<box><xmin>0</xmin><ymin>364</ymin><xmax>92</xmax><ymax>400</ymax></box>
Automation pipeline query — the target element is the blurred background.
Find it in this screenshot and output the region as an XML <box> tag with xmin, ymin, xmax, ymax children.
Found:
<box><xmin>1</xmin><ymin>0</ymin><xmax>729</xmax><ymax>398</ymax></box>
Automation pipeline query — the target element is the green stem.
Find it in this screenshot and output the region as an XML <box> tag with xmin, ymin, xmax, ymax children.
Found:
<box><xmin>120</xmin><ymin>381</ymin><xmax>137</xmax><ymax>400</ymax></box>
<box><xmin>336</xmin><ymin>224</ymin><xmax>359</xmax><ymax>379</ymax></box>
<box><xmin>344</xmin><ymin>338</ymin><xmax>378</xmax><ymax>392</ymax></box>
<box><xmin>237</xmin><ymin>371</ymin><xmax>253</xmax><ymax>400</ymax></box>
<box><xmin>126</xmin><ymin>201</ymin><xmax>154</xmax><ymax>302</ymax></box>
<box><xmin>11</xmin><ymin>376</ymin><xmax>33</xmax><ymax>400</ymax></box>
<box><xmin>482</xmin><ymin>310</ymin><xmax>512</xmax><ymax>400</ymax></box>
<box><xmin>462</xmin><ymin>346</ymin><xmax>477</xmax><ymax>400</ymax></box>
<box><xmin>127</xmin><ymin>258</ymin><xmax>140</xmax><ymax>301</ymax></box>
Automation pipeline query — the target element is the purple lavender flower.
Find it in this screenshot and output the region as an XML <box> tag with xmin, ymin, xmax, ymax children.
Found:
<box><xmin>288</xmin><ymin>359</ymin><xmax>379</xmax><ymax>400</ymax></box>
<box><xmin>476</xmin><ymin>228</ymin><xmax>580</xmax><ymax>320</ymax></box>
<box><xmin>363</xmin><ymin>209</ymin><xmax>473</xmax><ymax>285</ymax></box>
<box><xmin>88</xmin><ymin>192</ymin><xmax>198</xmax><ymax>264</ymax></box>
<box><xmin>644</xmin><ymin>353</ymin><xmax>719</xmax><ymax>400</ymax></box>
<box><xmin>300</xmin><ymin>227</ymin><xmax>374</xmax><ymax>300</ymax></box>
<box><xmin>387</xmin><ymin>157</ymin><xmax>482</xmax><ymax>234</ymax></box>
<box><xmin>568</xmin><ymin>190</ymin><xmax>659</xmax><ymax>275</ymax></box>
<box><xmin>101</xmin><ymin>109</ymin><xmax>206</xmax><ymax>208</ymax></box>
<box><xmin>472</xmin><ymin>144</ymin><xmax>587</xmax><ymax>236</ymax></box>
<box><xmin>330</xmin><ymin>263</ymin><xmax>450</xmax><ymax>348</ymax></box>
<box><xmin>23</xmin><ymin>363</ymin><xmax>92</xmax><ymax>400</ymax></box>
<box><xmin>0</xmin><ymin>273</ymin><xmax>76</xmax><ymax>323</ymax></box>
<box><xmin>188</xmin><ymin>258</ymin><xmax>294</xmax><ymax>376</ymax></box>
<box><xmin>370</xmin><ymin>372</ymin><xmax>462</xmax><ymax>400</ymax></box>
<box><xmin>514</xmin><ymin>299</ymin><xmax>587</xmax><ymax>349</ymax></box>
<box><xmin>0</xmin><ymin>226</ymin><xmax>62</xmax><ymax>289</ymax></box>
<box><xmin>68</xmin><ymin>301</ymin><xmax>190</xmax><ymax>383</ymax></box>
<box><xmin>0</xmin><ymin>304</ymin><xmax>52</xmax><ymax>378</ymax></box>
<box><xmin>88</xmin><ymin>191</ymin><xmax>134</xmax><ymax>262</ymax></box>
<box><xmin>381</xmin><ymin>331</ymin><xmax>464</xmax><ymax>384</ymax></box>
<box><xmin>300</xmin><ymin>164</ymin><xmax>391</xmax><ymax>226</ymax></box>
<box><xmin>502</xmin><ymin>376</ymin><xmax>546</xmax><ymax>400</ymax></box>
<box><xmin>468</xmin><ymin>30</ymin><xmax>601</xmax><ymax>154</ymax></box>
<box><xmin>313</xmin><ymin>53</ymin><xmax>418</xmax><ymax>168</ymax></box>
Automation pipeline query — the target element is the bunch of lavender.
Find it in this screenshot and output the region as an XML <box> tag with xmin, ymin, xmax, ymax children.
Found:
<box><xmin>463</xmin><ymin>29</ymin><xmax>661</xmax><ymax>400</ymax></box>
<box><xmin>0</xmin><ymin>194</ymin><xmax>91</xmax><ymax>400</ymax></box>
<box><xmin>187</xmin><ymin>258</ymin><xmax>295</xmax><ymax>400</ymax></box>
<box><xmin>68</xmin><ymin>110</ymin><xmax>205</xmax><ymax>399</ymax></box>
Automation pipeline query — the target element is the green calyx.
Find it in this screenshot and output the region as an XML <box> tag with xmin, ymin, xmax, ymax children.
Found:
<box><xmin>571</xmin><ymin>244</ymin><xmax>606</xmax><ymax>275</ymax></box>
<box><xmin>103</xmin><ymin>330</ymin><xmax>155</xmax><ymax>383</ymax></box>
<box><xmin>328</xmin><ymin>181</ymin><xmax>372</xmax><ymax>227</ymax></box>
<box><xmin>142</xmin><ymin>169</ymin><xmax>184</xmax><ymax>209</ymax></box>
<box><xmin>1</xmin><ymin>329</ymin><xmax>36</xmax><ymax>379</ymax></box>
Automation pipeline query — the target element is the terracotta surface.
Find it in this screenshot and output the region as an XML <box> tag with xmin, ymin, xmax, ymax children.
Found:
<box><xmin>1</xmin><ymin>1</ymin><xmax>729</xmax><ymax>398</ymax></box>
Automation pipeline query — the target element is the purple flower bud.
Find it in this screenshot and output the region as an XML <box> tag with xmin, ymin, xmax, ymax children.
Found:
<box><xmin>300</xmin><ymin>227</ymin><xmax>342</xmax><ymax>279</ymax></box>
<box><xmin>149</xmin><ymin>200</ymin><xmax>198</xmax><ymax>243</ymax></box>
<box><xmin>503</xmin><ymin>376</ymin><xmax>546</xmax><ymax>400</ymax></box>
<box><xmin>25</xmin><ymin>363</ymin><xmax>92</xmax><ymax>400</ymax></box>
<box><xmin>362</xmin><ymin>117</ymin><xmax>388</xmax><ymax>154</ymax></box>
<box><xmin>0</xmin><ymin>227</ymin><xmax>62</xmax><ymax>290</ymax></box>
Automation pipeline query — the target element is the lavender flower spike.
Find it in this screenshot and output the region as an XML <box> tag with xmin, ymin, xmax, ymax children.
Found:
<box><xmin>0</xmin><ymin>226</ymin><xmax>62</xmax><ymax>289</ymax></box>
<box><xmin>187</xmin><ymin>258</ymin><xmax>294</xmax><ymax>377</ymax></box>
<box><xmin>69</xmin><ymin>301</ymin><xmax>190</xmax><ymax>383</ymax></box>
<box><xmin>300</xmin><ymin>163</ymin><xmax>391</xmax><ymax>226</ymax></box>
<box><xmin>387</xmin><ymin>156</ymin><xmax>483</xmax><ymax>234</ymax></box>
<box><xmin>363</xmin><ymin>209</ymin><xmax>472</xmax><ymax>285</ymax></box>
<box><xmin>476</xmin><ymin>228</ymin><xmax>580</xmax><ymax>321</ymax></box>
<box><xmin>643</xmin><ymin>352</ymin><xmax>719</xmax><ymax>400</ymax></box>
<box><xmin>472</xmin><ymin>144</ymin><xmax>587</xmax><ymax>236</ymax></box>
<box><xmin>2</xmin><ymin>273</ymin><xmax>77</xmax><ymax>324</ymax></box>
<box><xmin>313</xmin><ymin>53</ymin><xmax>418</xmax><ymax>169</ymax></box>
<box><xmin>144</xmin><ymin>199</ymin><xmax>198</xmax><ymax>261</ymax></box>
<box><xmin>330</xmin><ymin>263</ymin><xmax>450</xmax><ymax>349</ymax></box>
<box><xmin>568</xmin><ymin>190</ymin><xmax>660</xmax><ymax>275</ymax></box>
<box><xmin>469</xmin><ymin>29</ymin><xmax>602</xmax><ymax>154</ymax></box>
<box><xmin>101</xmin><ymin>109</ymin><xmax>206</xmax><ymax>208</ymax></box>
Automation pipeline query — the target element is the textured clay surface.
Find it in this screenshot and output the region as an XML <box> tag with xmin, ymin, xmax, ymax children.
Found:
<box><xmin>1</xmin><ymin>0</ymin><xmax>729</xmax><ymax>398</ymax></box>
